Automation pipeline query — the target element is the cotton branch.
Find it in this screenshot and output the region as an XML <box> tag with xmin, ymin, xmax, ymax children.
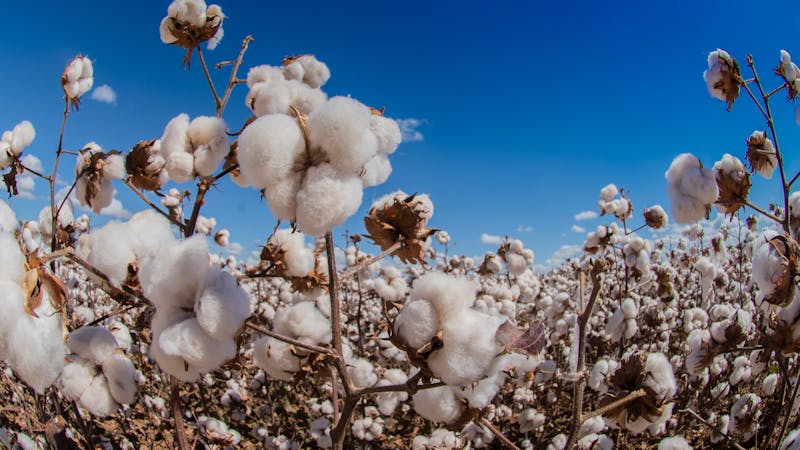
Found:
<box><xmin>564</xmin><ymin>259</ymin><xmax>606</xmax><ymax>450</ymax></box>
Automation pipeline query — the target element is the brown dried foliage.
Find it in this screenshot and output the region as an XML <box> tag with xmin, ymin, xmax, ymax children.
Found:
<box><xmin>364</xmin><ymin>194</ymin><xmax>437</xmax><ymax>266</ymax></box>
<box><xmin>125</xmin><ymin>140</ymin><xmax>164</xmax><ymax>192</ymax></box>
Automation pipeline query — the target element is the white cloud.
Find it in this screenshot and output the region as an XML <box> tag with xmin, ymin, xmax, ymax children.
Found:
<box><xmin>227</xmin><ymin>242</ymin><xmax>243</xmax><ymax>255</ymax></box>
<box><xmin>516</xmin><ymin>225</ymin><xmax>534</xmax><ymax>233</ymax></box>
<box><xmin>574</xmin><ymin>210</ymin><xmax>598</xmax><ymax>221</ymax></box>
<box><xmin>99</xmin><ymin>198</ymin><xmax>131</xmax><ymax>219</ymax></box>
<box><xmin>571</xmin><ymin>225</ymin><xmax>586</xmax><ymax>233</ymax></box>
<box><xmin>396</xmin><ymin>118</ymin><xmax>424</xmax><ymax>142</ymax></box>
<box><xmin>90</xmin><ymin>84</ymin><xmax>117</xmax><ymax>104</ymax></box>
<box><xmin>481</xmin><ymin>233</ymin><xmax>503</xmax><ymax>245</ymax></box>
<box><xmin>536</xmin><ymin>244</ymin><xmax>582</xmax><ymax>271</ymax></box>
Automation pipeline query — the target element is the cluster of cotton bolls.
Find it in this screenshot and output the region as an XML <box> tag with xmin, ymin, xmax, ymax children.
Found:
<box><xmin>622</xmin><ymin>235</ymin><xmax>652</xmax><ymax>278</ymax></box>
<box><xmin>236</xmin><ymin>56</ymin><xmax>402</xmax><ymax>236</ymax></box>
<box><xmin>665</xmin><ymin>153</ymin><xmax>719</xmax><ymax>224</ymax></box>
<box><xmin>604</xmin><ymin>298</ymin><xmax>639</xmax><ymax>342</ymax></box>
<box><xmin>62</xmin><ymin>55</ymin><xmax>93</xmax><ymax>101</ymax></box>
<box><xmin>58</xmin><ymin>326</ymin><xmax>138</xmax><ymax>416</ymax></box>
<box><xmin>0</xmin><ymin>205</ymin><xmax>66</xmax><ymax>393</ymax></box>
<box><xmin>159</xmin><ymin>0</ymin><xmax>224</xmax><ymax>50</ymax></box>
<box><xmin>583</xmin><ymin>223</ymin><xmax>621</xmax><ymax>254</ymax></box>
<box><xmin>160</xmin><ymin>114</ymin><xmax>229</xmax><ymax>183</ymax></box>
<box><xmin>499</xmin><ymin>239</ymin><xmax>535</xmax><ymax>275</ymax></box>
<box><xmin>74</xmin><ymin>142</ymin><xmax>125</xmax><ymax>213</ymax></box>
<box><xmin>0</xmin><ymin>121</ymin><xmax>35</xmax><ymax>170</ymax></box>
<box><xmin>597</xmin><ymin>183</ymin><xmax>631</xmax><ymax>221</ymax></box>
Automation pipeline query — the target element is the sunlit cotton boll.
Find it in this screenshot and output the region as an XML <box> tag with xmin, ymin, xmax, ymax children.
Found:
<box><xmin>252</xmin><ymin>336</ymin><xmax>301</xmax><ymax>381</ymax></box>
<box><xmin>665</xmin><ymin>153</ymin><xmax>719</xmax><ymax>224</ymax></box>
<box><xmin>194</xmin><ymin>265</ymin><xmax>251</xmax><ymax>340</ymax></box>
<box><xmin>62</xmin><ymin>56</ymin><xmax>93</xmax><ymax>100</ymax></box>
<box><xmin>237</xmin><ymin>114</ymin><xmax>306</xmax><ymax>189</ymax></box>
<box><xmin>308</xmin><ymin>96</ymin><xmax>378</xmax><ymax>175</ymax></box>
<box><xmin>157</xmin><ymin>317</ymin><xmax>237</xmax><ymax>377</ymax></box>
<box><xmin>4</xmin><ymin>121</ymin><xmax>35</xmax><ymax>157</ymax></box>
<box><xmin>295</xmin><ymin>163</ymin><xmax>363</xmax><ymax>237</ymax></box>
<box><xmin>268</xmin><ymin>229</ymin><xmax>315</xmax><ymax>277</ymax></box>
<box><xmin>412</xmin><ymin>385</ymin><xmax>464</xmax><ymax>425</ymax></box>
<box><xmin>188</xmin><ymin>116</ymin><xmax>228</xmax><ymax>176</ymax></box>
<box><xmin>272</xmin><ymin>301</ymin><xmax>331</xmax><ymax>345</ymax></box>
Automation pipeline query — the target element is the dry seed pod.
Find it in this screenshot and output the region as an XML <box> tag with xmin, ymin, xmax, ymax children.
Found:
<box><xmin>746</xmin><ymin>131</ymin><xmax>777</xmax><ymax>179</ymax></box>
<box><xmin>364</xmin><ymin>192</ymin><xmax>436</xmax><ymax>266</ymax></box>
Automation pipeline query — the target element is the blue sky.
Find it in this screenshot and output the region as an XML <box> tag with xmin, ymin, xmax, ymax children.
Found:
<box><xmin>3</xmin><ymin>1</ymin><xmax>800</xmax><ymax>267</ymax></box>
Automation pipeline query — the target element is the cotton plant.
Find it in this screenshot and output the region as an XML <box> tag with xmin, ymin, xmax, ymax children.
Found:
<box><xmin>159</xmin><ymin>0</ymin><xmax>224</xmax><ymax>50</ymax></box>
<box><xmin>58</xmin><ymin>326</ymin><xmax>139</xmax><ymax>417</ymax></box>
<box><xmin>597</xmin><ymin>183</ymin><xmax>632</xmax><ymax>221</ymax></box>
<box><xmin>73</xmin><ymin>142</ymin><xmax>125</xmax><ymax>213</ymax></box>
<box><xmin>665</xmin><ymin>153</ymin><xmax>719</xmax><ymax>224</ymax></box>
<box><xmin>61</xmin><ymin>55</ymin><xmax>93</xmax><ymax>107</ymax></box>
<box><xmin>0</xmin><ymin>121</ymin><xmax>35</xmax><ymax>171</ymax></box>
<box><xmin>160</xmin><ymin>114</ymin><xmax>230</xmax><ymax>182</ymax></box>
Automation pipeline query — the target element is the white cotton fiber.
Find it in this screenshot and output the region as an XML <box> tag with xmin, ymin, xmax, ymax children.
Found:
<box><xmin>238</xmin><ymin>114</ymin><xmax>306</xmax><ymax>189</ymax></box>
<box><xmin>102</xmin><ymin>352</ymin><xmax>139</xmax><ymax>405</ymax></box>
<box><xmin>248</xmin><ymin>83</ymin><xmax>291</xmax><ymax>117</ymax></box>
<box><xmin>295</xmin><ymin>163</ymin><xmax>363</xmax><ymax>237</ymax></box>
<box><xmin>282</xmin><ymin>61</ymin><xmax>304</xmax><ymax>82</ymax></box>
<box><xmin>83</xmin><ymin>222</ymin><xmax>136</xmax><ymax>287</ymax></box>
<box><xmin>412</xmin><ymin>385</ymin><xmax>464</xmax><ymax>424</ymax></box>
<box><xmin>0</xmin><ymin>232</ymin><xmax>25</xmax><ymax>284</ymax></box>
<box><xmin>0</xmin><ymin>200</ymin><xmax>17</xmax><ymax>232</ymax></box>
<box><xmin>246</xmin><ymin>65</ymin><xmax>284</xmax><ymax>89</ymax></box>
<box><xmin>427</xmin><ymin>308</ymin><xmax>503</xmax><ymax>385</ymax></box>
<box><xmin>150</xmin><ymin>332</ymin><xmax>201</xmax><ymax>382</ymax></box>
<box><xmin>409</xmin><ymin>272</ymin><xmax>476</xmax><ymax>322</ymax></box>
<box><xmin>102</xmin><ymin>153</ymin><xmax>126</xmax><ymax>179</ymax></box>
<box><xmin>139</xmin><ymin>235</ymin><xmax>209</xmax><ymax>309</ymax></box>
<box><xmin>269</xmin><ymin>229</ymin><xmax>315</xmax><ymax>277</ymax></box>
<box><xmin>264</xmin><ymin>173</ymin><xmax>301</xmax><ymax>221</ymax></box>
<box><xmin>273</xmin><ymin>301</ymin><xmax>331</xmax><ymax>344</ymax></box>
<box><xmin>195</xmin><ymin>266</ymin><xmax>251</xmax><ymax>339</ymax></box>
<box><xmin>665</xmin><ymin>153</ymin><xmax>719</xmax><ymax>224</ymax></box>
<box><xmin>393</xmin><ymin>299</ymin><xmax>439</xmax><ymax>350</ymax></box>
<box><xmin>0</xmin><ymin>282</ymin><xmax>26</xmax><ymax>355</ymax></box>
<box><xmin>295</xmin><ymin>55</ymin><xmax>330</xmax><ymax>89</ymax></box>
<box><xmin>369</xmin><ymin>115</ymin><xmax>402</xmax><ymax>155</ymax></box>
<box><xmin>286</xmin><ymin>80</ymin><xmax>327</xmax><ymax>114</ymax></box>
<box><xmin>79</xmin><ymin>375</ymin><xmax>119</xmax><ymax>417</ymax></box>
<box><xmin>308</xmin><ymin>96</ymin><xmax>378</xmax><ymax>175</ymax></box>
<box><xmin>188</xmin><ymin>116</ymin><xmax>228</xmax><ymax>176</ymax></box>
<box><xmin>9</xmin><ymin>121</ymin><xmax>35</xmax><ymax>156</ymax></box>
<box><xmin>127</xmin><ymin>210</ymin><xmax>175</xmax><ymax>261</ymax></box>
<box><xmin>59</xmin><ymin>357</ymin><xmax>97</xmax><ymax>401</ymax></box>
<box><xmin>252</xmin><ymin>336</ymin><xmax>300</xmax><ymax>381</ymax></box>
<box><xmin>68</xmin><ymin>326</ymin><xmax>118</xmax><ymax>365</ymax></box>
<box><xmin>348</xmin><ymin>358</ymin><xmax>378</xmax><ymax>389</ymax></box>
<box><xmin>166</xmin><ymin>151</ymin><xmax>195</xmax><ymax>183</ymax></box>
<box><xmin>360</xmin><ymin>154</ymin><xmax>392</xmax><ymax>187</ymax></box>
<box><xmin>158</xmin><ymin>317</ymin><xmax>237</xmax><ymax>373</ymax></box>
<box><xmin>160</xmin><ymin>114</ymin><xmax>190</xmax><ymax>158</ymax></box>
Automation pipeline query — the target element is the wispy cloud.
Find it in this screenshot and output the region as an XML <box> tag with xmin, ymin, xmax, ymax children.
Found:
<box><xmin>99</xmin><ymin>199</ymin><xmax>131</xmax><ymax>219</ymax></box>
<box><xmin>481</xmin><ymin>233</ymin><xmax>503</xmax><ymax>245</ymax></box>
<box><xmin>536</xmin><ymin>244</ymin><xmax>583</xmax><ymax>271</ymax></box>
<box><xmin>571</xmin><ymin>225</ymin><xmax>586</xmax><ymax>233</ymax></box>
<box><xmin>516</xmin><ymin>225</ymin><xmax>534</xmax><ymax>233</ymax></box>
<box><xmin>574</xmin><ymin>210</ymin><xmax>598</xmax><ymax>221</ymax></box>
<box><xmin>396</xmin><ymin>118</ymin><xmax>425</xmax><ymax>142</ymax></box>
<box><xmin>227</xmin><ymin>242</ymin><xmax>243</xmax><ymax>255</ymax></box>
<box><xmin>90</xmin><ymin>84</ymin><xmax>117</xmax><ymax>105</ymax></box>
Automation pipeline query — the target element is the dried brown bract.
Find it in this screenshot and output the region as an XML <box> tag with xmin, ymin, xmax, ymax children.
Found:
<box><xmin>746</xmin><ymin>131</ymin><xmax>777</xmax><ymax>178</ymax></box>
<box><xmin>126</xmin><ymin>140</ymin><xmax>166</xmax><ymax>192</ymax></box>
<box><xmin>762</xmin><ymin>234</ymin><xmax>799</xmax><ymax>306</ymax></box>
<box><xmin>715</xmin><ymin>161</ymin><xmax>751</xmax><ymax>216</ymax></box>
<box><xmin>600</xmin><ymin>354</ymin><xmax>664</xmax><ymax>427</ymax></box>
<box><xmin>77</xmin><ymin>147</ymin><xmax>121</xmax><ymax>209</ymax></box>
<box><xmin>364</xmin><ymin>193</ymin><xmax>437</xmax><ymax>266</ymax></box>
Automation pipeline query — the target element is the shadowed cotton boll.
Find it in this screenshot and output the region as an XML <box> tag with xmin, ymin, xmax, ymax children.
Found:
<box><xmin>102</xmin><ymin>352</ymin><xmax>139</xmax><ymax>405</ymax></box>
<box><xmin>59</xmin><ymin>356</ymin><xmax>97</xmax><ymax>401</ymax></box>
<box><xmin>79</xmin><ymin>375</ymin><xmax>118</xmax><ymax>417</ymax></box>
<box><xmin>252</xmin><ymin>337</ymin><xmax>301</xmax><ymax>381</ymax></box>
<box><xmin>427</xmin><ymin>309</ymin><xmax>504</xmax><ymax>385</ymax></box>
<box><xmin>68</xmin><ymin>326</ymin><xmax>118</xmax><ymax>365</ymax></box>
<box><xmin>412</xmin><ymin>385</ymin><xmax>464</xmax><ymax>425</ymax></box>
<box><xmin>195</xmin><ymin>265</ymin><xmax>251</xmax><ymax>339</ymax></box>
<box><xmin>393</xmin><ymin>299</ymin><xmax>439</xmax><ymax>350</ymax></box>
<box><xmin>139</xmin><ymin>235</ymin><xmax>210</xmax><ymax>309</ymax></box>
<box><xmin>295</xmin><ymin>163</ymin><xmax>363</xmax><ymax>237</ymax></box>
<box><xmin>665</xmin><ymin>153</ymin><xmax>719</xmax><ymax>224</ymax></box>
<box><xmin>264</xmin><ymin>173</ymin><xmax>302</xmax><ymax>221</ymax></box>
<box><xmin>157</xmin><ymin>317</ymin><xmax>237</xmax><ymax>374</ymax></box>
<box><xmin>237</xmin><ymin>114</ymin><xmax>306</xmax><ymax>189</ymax></box>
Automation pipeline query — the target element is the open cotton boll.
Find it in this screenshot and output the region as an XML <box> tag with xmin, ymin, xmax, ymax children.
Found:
<box><xmin>295</xmin><ymin>163</ymin><xmax>363</xmax><ymax>237</ymax></box>
<box><xmin>375</xmin><ymin>369</ymin><xmax>408</xmax><ymax>415</ymax></box>
<box><xmin>347</xmin><ymin>358</ymin><xmax>377</xmax><ymax>389</ymax></box>
<box><xmin>412</xmin><ymin>385</ymin><xmax>465</xmax><ymax>425</ymax></box>
<box><xmin>0</xmin><ymin>282</ymin><xmax>26</xmax><ymax>355</ymax></box>
<box><xmin>38</xmin><ymin>203</ymin><xmax>73</xmax><ymax>238</ymax></box>
<box><xmin>0</xmin><ymin>200</ymin><xmax>17</xmax><ymax>232</ymax></box>
<box><xmin>393</xmin><ymin>299</ymin><xmax>439</xmax><ymax>350</ymax></box>
<box><xmin>166</xmin><ymin>151</ymin><xmax>195</xmax><ymax>183</ymax></box>
<box><xmin>59</xmin><ymin>357</ymin><xmax>97</xmax><ymax>401</ymax></box>
<box><xmin>139</xmin><ymin>235</ymin><xmax>209</xmax><ymax>309</ymax></box>
<box><xmin>369</xmin><ymin>115</ymin><xmax>402</xmax><ymax>155</ymax></box>
<box><xmin>360</xmin><ymin>154</ymin><xmax>392</xmax><ymax>187</ymax></box>
<box><xmin>308</xmin><ymin>96</ymin><xmax>378</xmax><ymax>175</ymax></box>
<box><xmin>269</xmin><ymin>229</ymin><xmax>315</xmax><ymax>277</ymax></box>
<box><xmin>102</xmin><ymin>352</ymin><xmax>139</xmax><ymax>405</ymax></box>
<box><xmin>282</xmin><ymin>61</ymin><xmax>304</xmax><ymax>82</ymax></box>
<box><xmin>79</xmin><ymin>375</ymin><xmax>119</xmax><ymax>417</ymax></box>
<box><xmin>238</xmin><ymin>114</ymin><xmax>306</xmax><ymax>189</ymax></box>
<box><xmin>285</xmin><ymin>80</ymin><xmax>328</xmax><ymax>115</ymax></box>
<box><xmin>246</xmin><ymin>65</ymin><xmax>285</xmax><ymax>89</ymax></box>
<box><xmin>62</xmin><ymin>56</ymin><xmax>94</xmax><ymax>100</ymax></box>
<box><xmin>68</xmin><ymin>326</ymin><xmax>118</xmax><ymax>365</ymax></box>
<box><xmin>160</xmin><ymin>113</ymin><xmax>191</xmax><ymax>159</ymax></box>
<box><xmin>294</xmin><ymin>55</ymin><xmax>330</xmax><ymax>89</ymax></box>
<box><xmin>168</xmin><ymin>0</ymin><xmax>208</xmax><ymax>28</ymax></box>
<box><xmin>247</xmin><ymin>83</ymin><xmax>291</xmax><ymax>117</ymax></box>
<box><xmin>427</xmin><ymin>308</ymin><xmax>504</xmax><ymax>385</ymax></box>
<box><xmin>83</xmin><ymin>222</ymin><xmax>136</xmax><ymax>287</ymax></box>
<box><xmin>273</xmin><ymin>301</ymin><xmax>331</xmax><ymax>345</ymax></box>
<box><xmin>408</xmin><ymin>272</ymin><xmax>476</xmax><ymax>322</ymax></box>
<box><xmin>195</xmin><ymin>266</ymin><xmax>251</xmax><ymax>339</ymax></box>
<box><xmin>127</xmin><ymin>210</ymin><xmax>175</xmax><ymax>261</ymax></box>
<box><xmin>4</xmin><ymin>296</ymin><xmax>67</xmax><ymax>393</ymax></box>
<box><xmin>252</xmin><ymin>336</ymin><xmax>300</xmax><ymax>381</ymax></box>
<box><xmin>108</xmin><ymin>321</ymin><xmax>133</xmax><ymax>351</ymax></box>
<box><xmin>665</xmin><ymin>153</ymin><xmax>719</xmax><ymax>224</ymax></box>
<box><xmin>0</xmin><ymin>232</ymin><xmax>25</xmax><ymax>284</ymax></box>
<box><xmin>264</xmin><ymin>173</ymin><xmax>302</xmax><ymax>221</ymax></box>
<box><xmin>8</xmin><ymin>121</ymin><xmax>35</xmax><ymax>156</ymax></box>
<box><xmin>188</xmin><ymin>116</ymin><xmax>229</xmax><ymax>176</ymax></box>
<box><xmin>157</xmin><ymin>317</ymin><xmax>237</xmax><ymax>373</ymax></box>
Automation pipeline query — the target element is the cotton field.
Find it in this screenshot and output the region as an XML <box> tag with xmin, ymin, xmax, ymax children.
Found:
<box><xmin>3</xmin><ymin>1</ymin><xmax>800</xmax><ymax>449</ymax></box>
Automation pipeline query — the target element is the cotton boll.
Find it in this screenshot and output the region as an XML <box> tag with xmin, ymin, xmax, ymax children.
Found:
<box><xmin>295</xmin><ymin>163</ymin><xmax>363</xmax><ymax>236</ymax></box>
<box><xmin>248</xmin><ymin>83</ymin><xmax>292</xmax><ymax>116</ymax></box>
<box><xmin>194</xmin><ymin>136</ymin><xmax>229</xmax><ymax>177</ymax></box>
<box><xmin>102</xmin><ymin>352</ymin><xmax>138</xmax><ymax>405</ymax></box>
<box><xmin>375</xmin><ymin>369</ymin><xmax>408</xmax><ymax>415</ymax></box>
<box><xmin>282</xmin><ymin>61</ymin><xmax>304</xmax><ymax>82</ymax></box>
<box><xmin>286</xmin><ymin>80</ymin><xmax>328</xmax><ymax>115</ymax></box>
<box><xmin>238</xmin><ymin>114</ymin><xmax>306</xmax><ymax>189</ymax></box>
<box><xmin>412</xmin><ymin>385</ymin><xmax>465</xmax><ymax>424</ymax></box>
<box><xmin>166</xmin><ymin>151</ymin><xmax>195</xmax><ymax>183</ymax></box>
<box><xmin>38</xmin><ymin>203</ymin><xmax>73</xmax><ymax>238</ymax></box>
<box><xmin>360</xmin><ymin>154</ymin><xmax>392</xmax><ymax>187</ymax></box>
<box><xmin>157</xmin><ymin>317</ymin><xmax>237</xmax><ymax>373</ymax></box>
<box><xmin>347</xmin><ymin>358</ymin><xmax>377</xmax><ymax>389</ymax></box>
<box><xmin>409</xmin><ymin>272</ymin><xmax>476</xmax><ymax>322</ymax></box>
<box><xmin>108</xmin><ymin>322</ymin><xmax>133</xmax><ymax>351</ymax></box>
<box><xmin>269</xmin><ymin>229</ymin><xmax>315</xmax><ymax>277</ymax></box>
<box><xmin>8</xmin><ymin>121</ymin><xmax>35</xmax><ymax>156</ymax></box>
<box><xmin>644</xmin><ymin>352</ymin><xmax>677</xmax><ymax>400</ymax></box>
<box><xmin>0</xmin><ymin>232</ymin><xmax>25</xmax><ymax>284</ymax></box>
<box><xmin>0</xmin><ymin>200</ymin><xmax>17</xmax><ymax>232</ymax></box>
<box><xmin>308</xmin><ymin>96</ymin><xmax>378</xmax><ymax>175</ymax></box>
<box><xmin>68</xmin><ymin>326</ymin><xmax>118</xmax><ymax>365</ymax></box>
<box><xmin>273</xmin><ymin>301</ymin><xmax>331</xmax><ymax>345</ymax></box>
<box><xmin>160</xmin><ymin>114</ymin><xmax>191</xmax><ymax>159</ymax></box>
<box><xmin>393</xmin><ymin>299</ymin><xmax>439</xmax><ymax>350</ymax></box>
<box><xmin>246</xmin><ymin>65</ymin><xmax>285</xmax><ymax>89</ymax></box>
<box><xmin>369</xmin><ymin>115</ymin><xmax>402</xmax><ymax>155</ymax></box>
<box><xmin>79</xmin><ymin>375</ymin><xmax>119</xmax><ymax>417</ymax></box>
<box><xmin>195</xmin><ymin>266</ymin><xmax>251</xmax><ymax>339</ymax></box>
<box><xmin>295</xmin><ymin>55</ymin><xmax>330</xmax><ymax>88</ymax></box>
<box><xmin>252</xmin><ymin>336</ymin><xmax>300</xmax><ymax>381</ymax></box>
<box><xmin>59</xmin><ymin>357</ymin><xmax>97</xmax><ymax>401</ymax></box>
<box><xmin>83</xmin><ymin>222</ymin><xmax>136</xmax><ymax>287</ymax></box>
<box><xmin>127</xmin><ymin>210</ymin><xmax>175</xmax><ymax>261</ymax></box>
<box><xmin>427</xmin><ymin>309</ymin><xmax>504</xmax><ymax>385</ymax></box>
<box><xmin>264</xmin><ymin>172</ymin><xmax>302</xmax><ymax>221</ymax></box>
<box><xmin>150</xmin><ymin>331</ymin><xmax>201</xmax><ymax>382</ymax></box>
<box><xmin>665</xmin><ymin>153</ymin><xmax>718</xmax><ymax>224</ymax></box>
<box><xmin>139</xmin><ymin>235</ymin><xmax>209</xmax><ymax>309</ymax></box>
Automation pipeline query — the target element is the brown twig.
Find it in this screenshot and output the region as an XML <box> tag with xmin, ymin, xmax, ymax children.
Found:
<box><xmin>564</xmin><ymin>260</ymin><xmax>606</xmax><ymax>450</ymax></box>
<box><xmin>195</xmin><ymin>45</ymin><xmax>221</xmax><ymax>111</ymax></box>
<box><xmin>339</xmin><ymin>241</ymin><xmax>403</xmax><ymax>280</ymax></box>
<box><xmin>244</xmin><ymin>321</ymin><xmax>332</xmax><ymax>356</ymax></box>
<box><xmin>217</xmin><ymin>36</ymin><xmax>253</xmax><ymax>117</ymax></box>
<box><xmin>681</xmin><ymin>408</ymin><xmax>747</xmax><ymax>450</ymax></box>
<box><xmin>49</xmin><ymin>99</ymin><xmax>70</xmax><ymax>254</ymax></box>
<box><xmin>170</xmin><ymin>376</ymin><xmax>191</xmax><ymax>450</ymax></box>
<box><xmin>582</xmin><ymin>388</ymin><xmax>646</xmax><ymax>420</ymax></box>
<box><xmin>122</xmin><ymin>178</ymin><xmax>185</xmax><ymax>230</ymax></box>
<box><xmin>480</xmin><ymin>418</ymin><xmax>521</xmax><ymax>450</ymax></box>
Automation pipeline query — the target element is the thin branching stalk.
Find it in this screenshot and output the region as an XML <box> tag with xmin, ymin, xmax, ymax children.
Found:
<box><xmin>19</xmin><ymin>162</ymin><xmax>50</xmax><ymax>180</ymax></box>
<box><xmin>340</xmin><ymin>241</ymin><xmax>402</xmax><ymax>280</ymax></box>
<box><xmin>564</xmin><ymin>260</ymin><xmax>605</xmax><ymax>450</ymax></box>
<box><xmin>245</xmin><ymin>321</ymin><xmax>332</xmax><ymax>355</ymax></box>
<box><xmin>49</xmin><ymin>99</ymin><xmax>70</xmax><ymax>253</ymax></box>
<box><xmin>195</xmin><ymin>45</ymin><xmax>221</xmax><ymax>111</ymax></box>
<box><xmin>745</xmin><ymin>200</ymin><xmax>783</xmax><ymax>225</ymax></box>
<box><xmin>217</xmin><ymin>36</ymin><xmax>253</xmax><ymax>117</ymax></box>
<box><xmin>122</xmin><ymin>178</ymin><xmax>185</xmax><ymax>230</ymax></box>
<box><xmin>582</xmin><ymin>389</ymin><xmax>646</xmax><ymax>420</ymax></box>
<box><xmin>480</xmin><ymin>418</ymin><xmax>521</xmax><ymax>450</ymax></box>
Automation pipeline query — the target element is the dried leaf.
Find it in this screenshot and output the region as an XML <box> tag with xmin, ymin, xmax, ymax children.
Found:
<box><xmin>22</xmin><ymin>268</ymin><xmax>42</xmax><ymax>318</ymax></box>
<box><xmin>40</xmin><ymin>270</ymin><xmax>68</xmax><ymax>312</ymax></box>
<box><xmin>495</xmin><ymin>320</ymin><xmax>545</xmax><ymax>357</ymax></box>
